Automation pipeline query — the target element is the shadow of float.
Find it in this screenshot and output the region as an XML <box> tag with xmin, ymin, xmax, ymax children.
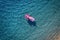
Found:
<box><xmin>27</xmin><ymin>20</ymin><xmax>36</xmax><ymax>26</ymax></box>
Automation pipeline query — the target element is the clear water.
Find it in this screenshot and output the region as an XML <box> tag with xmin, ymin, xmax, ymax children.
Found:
<box><xmin>0</xmin><ymin>0</ymin><xmax>60</xmax><ymax>40</ymax></box>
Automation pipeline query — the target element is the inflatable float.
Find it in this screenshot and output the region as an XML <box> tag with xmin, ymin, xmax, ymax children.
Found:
<box><xmin>25</xmin><ymin>14</ymin><xmax>35</xmax><ymax>22</ymax></box>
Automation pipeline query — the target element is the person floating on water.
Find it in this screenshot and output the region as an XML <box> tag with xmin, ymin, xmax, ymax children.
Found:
<box><xmin>25</xmin><ymin>14</ymin><xmax>35</xmax><ymax>22</ymax></box>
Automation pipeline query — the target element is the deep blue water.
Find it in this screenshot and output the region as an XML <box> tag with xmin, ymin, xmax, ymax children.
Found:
<box><xmin>0</xmin><ymin>0</ymin><xmax>60</xmax><ymax>40</ymax></box>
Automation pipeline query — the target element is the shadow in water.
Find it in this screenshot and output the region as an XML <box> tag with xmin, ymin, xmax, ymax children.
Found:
<box><xmin>27</xmin><ymin>20</ymin><xmax>36</xmax><ymax>26</ymax></box>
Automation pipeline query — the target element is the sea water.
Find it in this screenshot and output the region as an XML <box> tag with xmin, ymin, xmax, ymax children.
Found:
<box><xmin>0</xmin><ymin>0</ymin><xmax>60</xmax><ymax>40</ymax></box>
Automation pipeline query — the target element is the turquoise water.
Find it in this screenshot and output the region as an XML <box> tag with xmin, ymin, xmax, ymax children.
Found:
<box><xmin>0</xmin><ymin>0</ymin><xmax>60</xmax><ymax>40</ymax></box>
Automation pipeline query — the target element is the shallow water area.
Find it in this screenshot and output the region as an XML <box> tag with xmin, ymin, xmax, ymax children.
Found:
<box><xmin>0</xmin><ymin>0</ymin><xmax>60</xmax><ymax>40</ymax></box>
